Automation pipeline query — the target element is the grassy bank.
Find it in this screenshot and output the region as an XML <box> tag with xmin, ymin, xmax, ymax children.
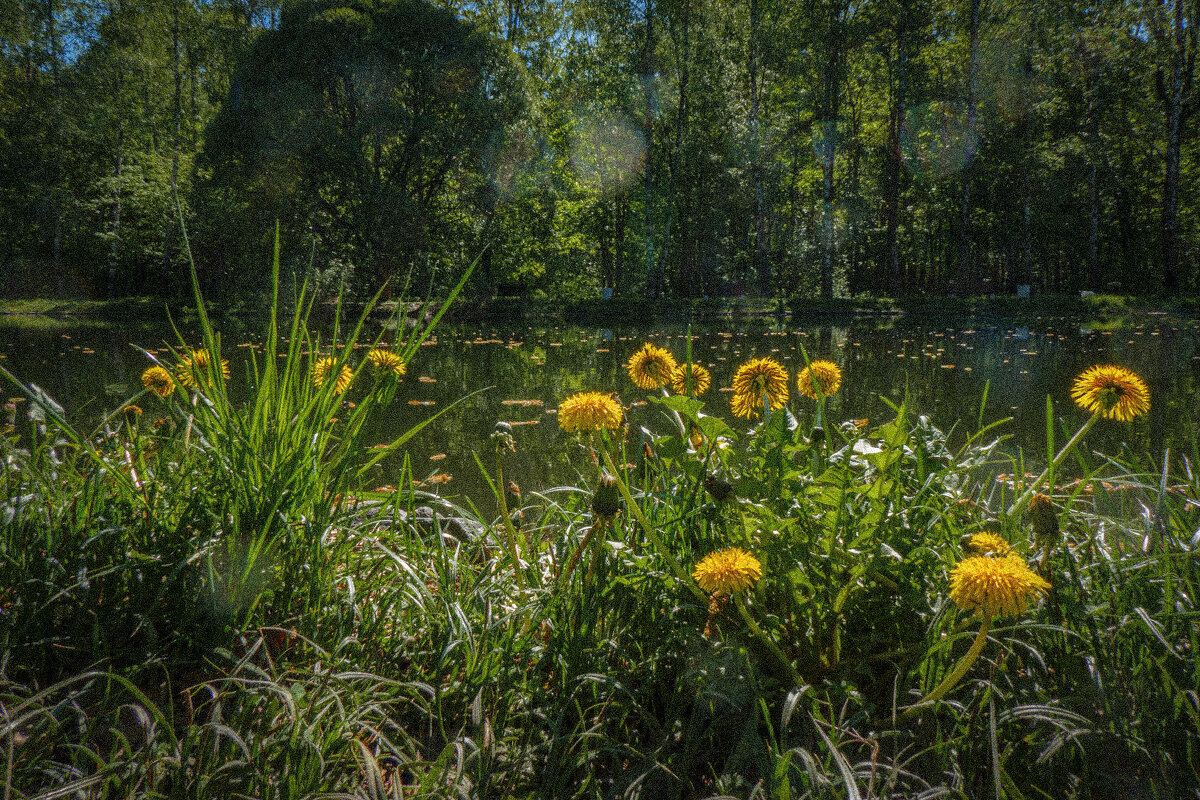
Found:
<box><xmin>453</xmin><ymin>292</ymin><xmax>1198</xmax><ymax>328</ymax></box>
<box><xmin>2</xmin><ymin>270</ymin><xmax>1197</xmax><ymax>799</ymax></box>
<box><xmin>0</xmin><ymin>296</ymin><xmax>176</xmax><ymax>327</ymax></box>
<box><xmin>3</xmin><ymin>291</ymin><xmax>1196</xmax><ymax>332</ymax></box>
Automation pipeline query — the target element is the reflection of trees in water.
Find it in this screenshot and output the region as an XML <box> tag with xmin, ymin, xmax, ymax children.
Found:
<box><xmin>2</xmin><ymin>317</ymin><xmax>1199</xmax><ymax>503</ymax></box>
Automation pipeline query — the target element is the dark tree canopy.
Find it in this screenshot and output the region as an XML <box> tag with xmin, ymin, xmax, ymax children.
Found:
<box><xmin>199</xmin><ymin>0</ymin><xmax>525</xmax><ymax>295</ymax></box>
<box><xmin>1</xmin><ymin>0</ymin><xmax>1197</xmax><ymax>301</ymax></box>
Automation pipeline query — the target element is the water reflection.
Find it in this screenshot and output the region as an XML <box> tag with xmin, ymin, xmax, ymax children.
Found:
<box><xmin>1</xmin><ymin>314</ymin><xmax>1197</xmax><ymax>504</ymax></box>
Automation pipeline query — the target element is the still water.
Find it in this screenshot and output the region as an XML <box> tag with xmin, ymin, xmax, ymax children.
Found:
<box><xmin>1</xmin><ymin>313</ymin><xmax>1197</xmax><ymax>504</ymax></box>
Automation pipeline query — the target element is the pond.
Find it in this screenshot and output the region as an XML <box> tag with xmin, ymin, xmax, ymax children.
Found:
<box><xmin>1</xmin><ymin>311</ymin><xmax>1198</xmax><ymax>505</ymax></box>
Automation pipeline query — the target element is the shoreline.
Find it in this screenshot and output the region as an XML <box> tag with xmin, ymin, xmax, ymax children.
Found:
<box><xmin>2</xmin><ymin>292</ymin><xmax>1195</xmax><ymax>328</ymax></box>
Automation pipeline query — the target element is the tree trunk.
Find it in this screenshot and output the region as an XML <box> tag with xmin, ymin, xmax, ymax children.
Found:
<box><xmin>884</xmin><ymin>27</ymin><xmax>904</xmax><ymax>297</ymax></box>
<box><xmin>614</xmin><ymin>197</ymin><xmax>628</xmax><ymax>293</ymax></box>
<box><xmin>749</xmin><ymin>0</ymin><xmax>767</xmax><ymax>294</ymax></box>
<box><xmin>642</xmin><ymin>0</ymin><xmax>658</xmax><ymax>298</ymax></box>
<box><xmin>1019</xmin><ymin>78</ymin><xmax>1033</xmax><ymax>289</ymax></box>
<box><xmin>45</xmin><ymin>0</ymin><xmax>65</xmax><ymax>295</ymax></box>
<box><xmin>1021</xmin><ymin>193</ymin><xmax>1032</xmax><ymax>288</ymax></box>
<box><xmin>846</xmin><ymin>95</ymin><xmax>861</xmax><ymax>294</ymax></box>
<box><xmin>599</xmin><ymin>199</ymin><xmax>613</xmax><ymax>289</ymax></box>
<box><xmin>1156</xmin><ymin>0</ymin><xmax>1194</xmax><ymax>292</ymax></box>
<box><xmin>669</xmin><ymin>0</ymin><xmax>691</xmax><ymax>294</ymax></box>
<box><xmin>161</xmin><ymin>0</ymin><xmax>182</xmax><ymax>298</ymax></box>
<box><xmin>655</xmin><ymin>0</ymin><xmax>689</xmax><ymax>295</ymax></box>
<box><xmin>108</xmin><ymin>125</ymin><xmax>124</xmax><ymax>300</ymax></box>
<box><xmin>1162</xmin><ymin>78</ymin><xmax>1181</xmax><ymax>292</ymax></box>
<box><xmin>1087</xmin><ymin>160</ymin><xmax>1099</xmax><ymax>291</ymax></box>
<box><xmin>821</xmin><ymin>128</ymin><xmax>835</xmax><ymax>299</ymax></box>
<box><xmin>957</xmin><ymin>0</ymin><xmax>980</xmax><ymax>295</ymax></box>
<box><xmin>817</xmin><ymin>1</ymin><xmax>845</xmax><ymax>300</ymax></box>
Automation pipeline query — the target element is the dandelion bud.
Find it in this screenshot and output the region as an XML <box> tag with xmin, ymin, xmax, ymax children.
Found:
<box><xmin>705</xmin><ymin>475</ymin><xmax>735</xmax><ymax>503</ymax></box>
<box><xmin>592</xmin><ymin>472</ymin><xmax>621</xmax><ymax>520</ymax></box>
<box><xmin>491</xmin><ymin>421</ymin><xmax>516</xmax><ymax>453</ymax></box>
<box><xmin>1029</xmin><ymin>493</ymin><xmax>1059</xmax><ymax>548</ymax></box>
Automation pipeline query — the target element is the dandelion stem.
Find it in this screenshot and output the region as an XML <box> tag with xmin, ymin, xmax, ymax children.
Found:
<box><xmin>661</xmin><ymin>386</ymin><xmax>686</xmax><ymax>437</ymax></box>
<box><xmin>1008</xmin><ymin>411</ymin><xmax>1100</xmax><ymax>518</ymax></box>
<box><xmin>734</xmin><ymin>594</ymin><xmax>805</xmax><ymax>688</ymax></box>
<box><xmin>495</xmin><ymin>449</ymin><xmax>528</xmax><ymax>591</ymax></box>
<box><xmin>600</xmin><ymin>445</ymin><xmax>706</xmax><ymax>603</ymax></box>
<box><xmin>899</xmin><ymin>611</ymin><xmax>992</xmax><ymax>721</ymax></box>
<box><xmin>561</xmin><ymin>515</ymin><xmax>608</xmax><ymax>587</ymax></box>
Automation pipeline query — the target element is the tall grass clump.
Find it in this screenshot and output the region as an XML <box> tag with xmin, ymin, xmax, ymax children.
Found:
<box><xmin>2</xmin><ymin>254</ymin><xmax>1197</xmax><ymax>800</ymax></box>
<box><xmin>0</xmin><ymin>233</ymin><xmax>478</xmax><ymax>795</ymax></box>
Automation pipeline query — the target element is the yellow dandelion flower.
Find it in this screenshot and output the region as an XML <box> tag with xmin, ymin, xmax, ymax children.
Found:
<box><xmin>693</xmin><ymin>548</ymin><xmax>763</xmax><ymax>597</ymax></box>
<box><xmin>731</xmin><ymin>357</ymin><xmax>789</xmax><ymax>416</ymax></box>
<box><xmin>558</xmin><ymin>391</ymin><xmax>623</xmax><ymax>433</ymax></box>
<box><xmin>730</xmin><ymin>391</ymin><xmax>763</xmax><ymax>419</ymax></box>
<box><xmin>1069</xmin><ymin>364</ymin><xmax>1150</xmax><ymax>422</ymax></box>
<box><xmin>949</xmin><ymin>555</ymin><xmax>1050</xmax><ymax>618</ymax></box>
<box><xmin>122</xmin><ymin>404</ymin><xmax>143</xmax><ymax>420</ymax></box>
<box><xmin>626</xmin><ymin>343</ymin><xmax>678</xmax><ymax>390</ymax></box>
<box><xmin>367</xmin><ymin>348</ymin><xmax>407</xmax><ymax>377</ymax></box>
<box><xmin>176</xmin><ymin>349</ymin><xmax>230</xmax><ymax>388</ymax></box>
<box><xmin>796</xmin><ymin>359</ymin><xmax>843</xmax><ymax>400</ymax></box>
<box><xmin>966</xmin><ymin>532</ymin><xmax>1014</xmax><ymax>557</ymax></box>
<box><xmin>671</xmin><ymin>363</ymin><xmax>712</xmax><ymax>396</ymax></box>
<box><xmin>312</xmin><ymin>357</ymin><xmax>354</xmax><ymax>394</ymax></box>
<box><xmin>141</xmin><ymin>366</ymin><xmax>175</xmax><ymax>398</ymax></box>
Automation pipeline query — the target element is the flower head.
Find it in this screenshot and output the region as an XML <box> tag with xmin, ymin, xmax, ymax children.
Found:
<box><xmin>559</xmin><ymin>391</ymin><xmax>623</xmax><ymax>433</ymax></box>
<box><xmin>797</xmin><ymin>360</ymin><xmax>843</xmax><ymax>400</ymax></box>
<box><xmin>626</xmin><ymin>343</ymin><xmax>678</xmax><ymax>390</ymax></box>
<box><xmin>176</xmin><ymin>349</ymin><xmax>230</xmax><ymax>388</ymax></box>
<box><xmin>671</xmin><ymin>363</ymin><xmax>711</xmax><ymax>396</ymax></box>
<box><xmin>730</xmin><ymin>391</ymin><xmax>761</xmax><ymax>419</ymax></box>
<box><xmin>1070</xmin><ymin>365</ymin><xmax>1150</xmax><ymax>422</ymax></box>
<box><xmin>731</xmin><ymin>357</ymin><xmax>789</xmax><ymax>415</ymax></box>
<box><xmin>367</xmin><ymin>348</ymin><xmax>406</xmax><ymax>378</ymax></box>
<box><xmin>693</xmin><ymin>548</ymin><xmax>763</xmax><ymax>596</ymax></box>
<box><xmin>312</xmin><ymin>357</ymin><xmax>354</xmax><ymax>394</ymax></box>
<box><xmin>122</xmin><ymin>404</ymin><xmax>143</xmax><ymax>421</ymax></box>
<box><xmin>949</xmin><ymin>555</ymin><xmax>1050</xmax><ymax>618</ymax></box>
<box><xmin>141</xmin><ymin>366</ymin><xmax>175</xmax><ymax>398</ymax></box>
<box><xmin>966</xmin><ymin>532</ymin><xmax>1014</xmax><ymax>557</ymax></box>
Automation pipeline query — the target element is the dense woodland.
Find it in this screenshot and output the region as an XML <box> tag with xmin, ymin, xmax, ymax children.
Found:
<box><xmin>1</xmin><ymin>0</ymin><xmax>1197</xmax><ymax>302</ymax></box>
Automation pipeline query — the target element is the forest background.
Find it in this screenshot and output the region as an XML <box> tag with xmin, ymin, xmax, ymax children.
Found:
<box><xmin>1</xmin><ymin>0</ymin><xmax>1197</xmax><ymax>305</ymax></box>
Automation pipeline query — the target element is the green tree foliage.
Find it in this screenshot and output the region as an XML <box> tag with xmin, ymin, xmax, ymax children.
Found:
<box><xmin>0</xmin><ymin>0</ymin><xmax>244</xmax><ymax>297</ymax></box>
<box><xmin>0</xmin><ymin>0</ymin><xmax>1197</xmax><ymax>300</ymax></box>
<box><xmin>196</xmin><ymin>0</ymin><xmax>525</xmax><ymax>298</ymax></box>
